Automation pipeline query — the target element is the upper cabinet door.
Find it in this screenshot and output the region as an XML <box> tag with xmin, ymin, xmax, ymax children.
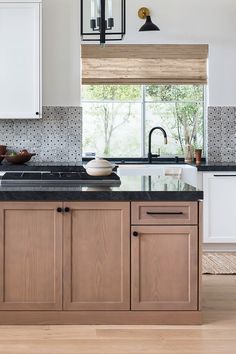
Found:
<box><xmin>63</xmin><ymin>202</ymin><xmax>130</xmax><ymax>311</ymax></box>
<box><xmin>0</xmin><ymin>2</ymin><xmax>41</xmax><ymax>119</ymax></box>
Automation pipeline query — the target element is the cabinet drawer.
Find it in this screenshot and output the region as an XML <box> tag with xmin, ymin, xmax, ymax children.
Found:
<box><xmin>132</xmin><ymin>202</ymin><xmax>198</xmax><ymax>225</ymax></box>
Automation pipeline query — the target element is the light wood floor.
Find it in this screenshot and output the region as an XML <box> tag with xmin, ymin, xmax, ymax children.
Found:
<box><xmin>0</xmin><ymin>275</ymin><xmax>236</xmax><ymax>354</ymax></box>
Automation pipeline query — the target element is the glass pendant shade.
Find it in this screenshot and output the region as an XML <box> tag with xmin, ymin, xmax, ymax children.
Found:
<box><xmin>81</xmin><ymin>0</ymin><xmax>126</xmax><ymax>45</ymax></box>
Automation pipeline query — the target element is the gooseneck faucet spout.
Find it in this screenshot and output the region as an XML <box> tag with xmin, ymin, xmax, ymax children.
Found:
<box><xmin>148</xmin><ymin>126</ymin><xmax>168</xmax><ymax>164</ymax></box>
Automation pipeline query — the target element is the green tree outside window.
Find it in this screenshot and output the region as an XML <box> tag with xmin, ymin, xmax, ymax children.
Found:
<box><xmin>82</xmin><ymin>85</ymin><xmax>204</xmax><ymax>157</ymax></box>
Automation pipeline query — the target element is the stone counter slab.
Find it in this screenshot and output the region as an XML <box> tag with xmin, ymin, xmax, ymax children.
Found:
<box><xmin>0</xmin><ymin>175</ymin><xmax>203</xmax><ymax>201</ymax></box>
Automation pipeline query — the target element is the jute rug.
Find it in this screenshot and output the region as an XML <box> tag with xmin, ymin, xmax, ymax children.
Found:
<box><xmin>203</xmin><ymin>253</ymin><xmax>236</xmax><ymax>274</ymax></box>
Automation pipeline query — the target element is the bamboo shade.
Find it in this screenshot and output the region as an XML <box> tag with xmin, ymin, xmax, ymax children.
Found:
<box><xmin>81</xmin><ymin>44</ymin><xmax>208</xmax><ymax>85</ymax></box>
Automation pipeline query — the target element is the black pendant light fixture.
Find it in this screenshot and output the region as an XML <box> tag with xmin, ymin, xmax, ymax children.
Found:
<box><xmin>81</xmin><ymin>0</ymin><xmax>126</xmax><ymax>46</ymax></box>
<box><xmin>138</xmin><ymin>7</ymin><xmax>160</xmax><ymax>32</ymax></box>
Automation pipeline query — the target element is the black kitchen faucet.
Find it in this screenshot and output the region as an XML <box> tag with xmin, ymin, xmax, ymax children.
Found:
<box><xmin>148</xmin><ymin>127</ymin><xmax>168</xmax><ymax>164</ymax></box>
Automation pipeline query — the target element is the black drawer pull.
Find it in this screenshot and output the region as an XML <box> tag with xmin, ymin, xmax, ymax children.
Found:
<box><xmin>214</xmin><ymin>175</ymin><xmax>236</xmax><ymax>177</ymax></box>
<box><xmin>146</xmin><ymin>211</ymin><xmax>183</xmax><ymax>215</ymax></box>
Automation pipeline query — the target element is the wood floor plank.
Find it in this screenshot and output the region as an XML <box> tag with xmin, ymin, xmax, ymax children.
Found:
<box><xmin>0</xmin><ymin>326</ymin><xmax>97</xmax><ymax>340</ymax></box>
<box><xmin>96</xmin><ymin>328</ymin><xmax>236</xmax><ymax>340</ymax></box>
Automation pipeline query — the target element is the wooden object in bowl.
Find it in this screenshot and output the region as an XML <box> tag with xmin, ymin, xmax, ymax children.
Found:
<box><xmin>0</xmin><ymin>146</ymin><xmax>7</xmax><ymax>163</ymax></box>
<box><xmin>1</xmin><ymin>153</ymin><xmax>36</xmax><ymax>165</ymax></box>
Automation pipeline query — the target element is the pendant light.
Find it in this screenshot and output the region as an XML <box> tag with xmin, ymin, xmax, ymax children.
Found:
<box><xmin>81</xmin><ymin>0</ymin><xmax>126</xmax><ymax>46</ymax></box>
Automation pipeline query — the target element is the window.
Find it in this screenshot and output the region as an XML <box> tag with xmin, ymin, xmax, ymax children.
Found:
<box><xmin>81</xmin><ymin>84</ymin><xmax>205</xmax><ymax>158</ymax></box>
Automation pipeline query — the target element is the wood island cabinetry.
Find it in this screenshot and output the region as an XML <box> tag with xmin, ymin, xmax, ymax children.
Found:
<box><xmin>0</xmin><ymin>200</ymin><xmax>202</xmax><ymax>325</ymax></box>
<box><xmin>131</xmin><ymin>225</ymin><xmax>198</xmax><ymax>311</ymax></box>
<box><xmin>0</xmin><ymin>202</ymin><xmax>63</xmax><ymax>311</ymax></box>
<box><xmin>131</xmin><ymin>202</ymin><xmax>199</xmax><ymax>311</ymax></box>
<box><xmin>63</xmin><ymin>202</ymin><xmax>130</xmax><ymax>311</ymax></box>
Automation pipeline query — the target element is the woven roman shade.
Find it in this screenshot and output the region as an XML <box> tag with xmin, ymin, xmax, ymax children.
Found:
<box><xmin>81</xmin><ymin>44</ymin><xmax>208</xmax><ymax>85</ymax></box>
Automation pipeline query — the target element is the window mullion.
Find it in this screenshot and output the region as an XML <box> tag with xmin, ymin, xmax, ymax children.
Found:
<box><xmin>141</xmin><ymin>85</ymin><xmax>146</xmax><ymax>157</ymax></box>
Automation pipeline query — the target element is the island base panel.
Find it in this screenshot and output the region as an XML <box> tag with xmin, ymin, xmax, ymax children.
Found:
<box><xmin>0</xmin><ymin>311</ymin><xmax>202</xmax><ymax>325</ymax></box>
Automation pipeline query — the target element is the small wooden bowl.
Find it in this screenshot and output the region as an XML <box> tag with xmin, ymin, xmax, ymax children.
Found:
<box><xmin>1</xmin><ymin>153</ymin><xmax>36</xmax><ymax>165</ymax></box>
<box><xmin>0</xmin><ymin>145</ymin><xmax>7</xmax><ymax>163</ymax></box>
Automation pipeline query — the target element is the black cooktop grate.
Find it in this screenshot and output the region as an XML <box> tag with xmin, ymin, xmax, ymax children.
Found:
<box><xmin>1</xmin><ymin>170</ymin><xmax>121</xmax><ymax>186</ymax></box>
<box><xmin>2</xmin><ymin>172</ymin><xmax>120</xmax><ymax>181</ymax></box>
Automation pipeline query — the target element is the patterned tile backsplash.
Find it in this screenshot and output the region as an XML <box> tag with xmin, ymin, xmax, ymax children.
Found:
<box><xmin>1</xmin><ymin>105</ymin><xmax>235</xmax><ymax>163</ymax></box>
<box><xmin>208</xmin><ymin>107</ymin><xmax>236</xmax><ymax>163</ymax></box>
<box><xmin>0</xmin><ymin>107</ymin><xmax>82</xmax><ymax>162</ymax></box>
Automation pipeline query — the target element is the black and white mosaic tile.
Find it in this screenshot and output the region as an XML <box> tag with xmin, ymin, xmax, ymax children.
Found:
<box><xmin>0</xmin><ymin>107</ymin><xmax>82</xmax><ymax>162</ymax></box>
<box><xmin>208</xmin><ymin>107</ymin><xmax>236</xmax><ymax>162</ymax></box>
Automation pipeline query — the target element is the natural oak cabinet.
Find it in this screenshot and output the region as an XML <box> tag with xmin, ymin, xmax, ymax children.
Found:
<box><xmin>131</xmin><ymin>225</ymin><xmax>198</xmax><ymax>311</ymax></box>
<box><xmin>63</xmin><ymin>202</ymin><xmax>130</xmax><ymax>310</ymax></box>
<box><xmin>0</xmin><ymin>200</ymin><xmax>201</xmax><ymax>325</ymax></box>
<box><xmin>0</xmin><ymin>202</ymin><xmax>63</xmax><ymax>310</ymax></box>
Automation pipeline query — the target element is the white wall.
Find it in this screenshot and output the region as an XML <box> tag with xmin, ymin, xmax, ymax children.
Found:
<box><xmin>43</xmin><ymin>0</ymin><xmax>81</xmax><ymax>106</ymax></box>
<box><xmin>43</xmin><ymin>0</ymin><xmax>236</xmax><ymax>107</ymax></box>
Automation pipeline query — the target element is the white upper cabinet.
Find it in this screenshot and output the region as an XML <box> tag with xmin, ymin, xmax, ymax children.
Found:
<box><xmin>0</xmin><ymin>0</ymin><xmax>42</xmax><ymax>119</ymax></box>
<box><xmin>203</xmin><ymin>172</ymin><xmax>236</xmax><ymax>243</ymax></box>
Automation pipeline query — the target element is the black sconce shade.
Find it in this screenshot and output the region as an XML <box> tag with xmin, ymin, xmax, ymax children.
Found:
<box><xmin>139</xmin><ymin>15</ymin><xmax>160</xmax><ymax>31</ymax></box>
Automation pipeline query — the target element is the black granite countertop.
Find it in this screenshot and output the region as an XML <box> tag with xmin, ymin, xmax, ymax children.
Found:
<box><xmin>194</xmin><ymin>162</ymin><xmax>236</xmax><ymax>172</ymax></box>
<box><xmin>0</xmin><ymin>174</ymin><xmax>203</xmax><ymax>202</ymax></box>
<box><xmin>0</xmin><ymin>161</ymin><xmax>203</xmax><ymax>201</ymax></box>
<box><xmin>2</xmin><ymin>160</ymin><xmax>233</xmax><ymax>173</ymax></box>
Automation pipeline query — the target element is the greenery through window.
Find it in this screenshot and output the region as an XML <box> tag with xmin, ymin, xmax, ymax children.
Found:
<box><xmin>81</xmin><ymin>85</ymin><xmax>205</xmax><ymax>158</ymax></box>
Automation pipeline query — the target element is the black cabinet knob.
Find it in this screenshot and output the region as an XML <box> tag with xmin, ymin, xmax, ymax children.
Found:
<box><xmin>133</xmin><ymin>231</ymin><xmax>139</xmax><ymax>237</ymax></box>
<box><xmin>36</xmin><ymin>112</ymin><xmax>39</xmax><ymax>115</ymax></box>
<box><xmin>65</xmin><ymin>207</ymin><xmax>70</xmax><ymax>213</ymax></box>
<box><xmin>57</xmin><ymin>207</ymin><xmax>63</xmax><ymax>213</ymax></box>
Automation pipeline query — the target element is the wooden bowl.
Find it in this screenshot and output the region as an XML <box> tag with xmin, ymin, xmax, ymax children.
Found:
<box><xmin>1</xmin><ymin>153</ymin><xmax>36</xmax><ymax>165</ymax></box>
<box><xmin>0</xmin><ymin>145</ymin><xmax>7</xmax><ymax>162</ymax></box>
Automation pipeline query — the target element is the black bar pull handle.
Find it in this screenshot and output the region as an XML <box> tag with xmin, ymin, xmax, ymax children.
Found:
<box><xmin>214</xmin><ymin>175</ymin><xmax>236</xmax><ymax>177</ymax></box>
<box><xmin>146</xmin><ymin>211</ymin><xmax>183</xmax><ymax>215</ymax></box>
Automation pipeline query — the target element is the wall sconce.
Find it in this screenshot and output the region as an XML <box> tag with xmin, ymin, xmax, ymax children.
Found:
<box><xmin>81</xmin><ymin>0</ymin><xmax>126</xmax><ymax>46</ymax></box>
<box><xmin>138</xmin><ymin>7</ymin><xmax>160</xmax><ymax>32</ymax></box>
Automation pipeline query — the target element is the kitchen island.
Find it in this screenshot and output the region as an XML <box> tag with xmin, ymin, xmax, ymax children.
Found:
<box><xmin>0</xmin><ymin>169</ymin><xmax>203</xmax><ymax>325</ymax></box>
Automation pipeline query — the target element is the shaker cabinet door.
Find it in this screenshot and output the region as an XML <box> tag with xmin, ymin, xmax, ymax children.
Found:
<box><xmin>131</xmin><ymin>225</ymin><xmax>198</xmax><ymax>311</ymax></box>
<box><xmin>63</xmin><ymin>202</ymin><xmax>130</xmax><ymax>311</ymax></box>
<box><xmin>203</xmin><ymin>172</ymin><xmax>236</xmax><ymax>243</ymax></box>
<box><xmin>0</xmin><ymin>2</ymin><xmax>41</xmax><ymax>118</ymax></box>
<box><xmin>0</xmin><ymin>202</ymin><xmax>63</xmax><ymax>310</ymax></box>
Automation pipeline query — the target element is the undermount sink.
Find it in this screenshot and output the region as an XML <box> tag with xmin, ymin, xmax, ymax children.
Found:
<box><xmin>117</xmin><ymin>164</ymin><xmax>198</xmax><ymax>188</ymax></box>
